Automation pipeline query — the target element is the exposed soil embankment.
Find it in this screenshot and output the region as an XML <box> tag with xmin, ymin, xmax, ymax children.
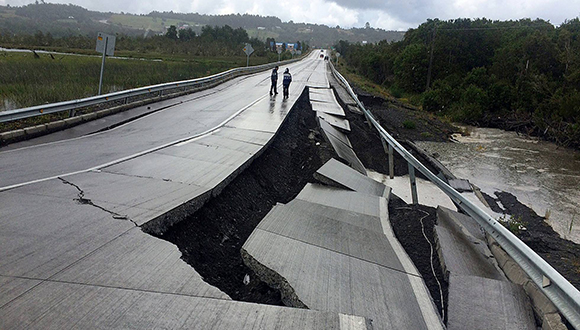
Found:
<box><xmin>340</xmin><ymin>92</ymin><xmax>450</xmax><ymax>319</ymax></box>
<box><xmin>148</xmin><ymin>85</ymin><xmax>454</xmax><ymax>318</ymax></box>
<box><xmin>484</xmin><ymin>192</ymin><xmax>580</xmax><ymax>290</ymax></box>
<box><xmin>149</xmin><ymin>90</ymin><xmax>335</xmax><ymax>304</ymax></box>
<box><xmin>354</xmin><ymin>90</ymin><xmax>580</xmax><ymax>294</ymax></box>
<box><xmin>147</xmin><ymin>79</ymin><xmax>577</xmax><ymax>325</ymax></box>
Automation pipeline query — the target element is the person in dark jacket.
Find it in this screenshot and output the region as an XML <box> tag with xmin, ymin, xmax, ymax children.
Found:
<box><xmin>282</xmin><ymin>68</ymin><xmax>292</xmax><ymax>99</ymax></box>
<box><xmin>270</xmin><ymin>66</ymin><xmax>279</xmax><ymax>95</ymax></box>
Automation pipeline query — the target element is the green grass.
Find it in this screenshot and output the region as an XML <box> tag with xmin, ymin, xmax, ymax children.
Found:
<box><xmin>246</xmin><ymin>29</ymin><xmax>279</xmax><ymax>40</ymax></box>
<box><xmin>108</xmin><ymin>14</ymin><xmax>197</xmax><ymax>33</ymax></box>
<box><xmin>498</xmin><ymin>215</ymin><xmax>527</xmax><ymax>235</ymax></box>
<box><xmin>0</xmin><ymin>51</ymin><xmax>268</xmax><ymax>112</ymax></box>
<box><xmin>402</xmin><ymin>120</ymin><xmax>416</xmax><ymax>129</ymax></box>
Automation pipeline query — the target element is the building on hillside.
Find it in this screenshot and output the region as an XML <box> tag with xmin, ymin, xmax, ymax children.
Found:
<box><xmin>275</xmin><ymin>42</ymin><xmax>284</xmax><ymax>52</ymax></box>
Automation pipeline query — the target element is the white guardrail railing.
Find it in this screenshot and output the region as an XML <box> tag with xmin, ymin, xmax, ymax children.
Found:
<box><xmin>0</xmin><ymin>57</ymin><xmax>302</xmax><ymax>124</ymax></box>
<box><xmin>329</xmin><ymin>61</ymin><xmax>580</xmax><ymax>329</ymax></box>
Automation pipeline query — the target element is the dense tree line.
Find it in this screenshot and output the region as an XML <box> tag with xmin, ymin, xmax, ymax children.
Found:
<box><xmin>335</xmin><ymin>18</ymin><xmax>580</xmax><ymax>148</ymax></box>
<box><xmin>0</xmin><ymin>3</ymin><xmax>402</xmax><ymax>49</ymax></box>
<box><xmin>0</xmin><ymin>23</ymin><xmax>278</xmax><ymax>58</ymax></box>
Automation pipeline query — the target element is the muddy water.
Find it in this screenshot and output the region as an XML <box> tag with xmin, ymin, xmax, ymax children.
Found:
<box><xmin>416</xmin><ymin>127</ymin><xmax>580</xmax><ymax>244</ymax></box>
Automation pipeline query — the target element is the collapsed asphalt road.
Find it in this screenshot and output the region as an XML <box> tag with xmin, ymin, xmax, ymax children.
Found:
<box><xmin>146</xmin><ymin>84</ymin><xmax>579</xmax><ymax>327</ymax></box>
<box><xmin>147</xmin><ymin>87</ymin><xmax>450</xmax><ymax>319</ymax></box>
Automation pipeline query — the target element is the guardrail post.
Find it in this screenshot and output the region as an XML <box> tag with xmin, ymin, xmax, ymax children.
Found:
<box><xmin>408</xmin><ymin>163</ymin><xmax>418</xmax><ymax>204</ymax></box>
<box><xmin>362</xmin><ymin>104</ymin><xmax>372</xmax><ymax>129</ymax></box>
<box><xmin>329</xmin><ymin>59</ymin><xmax>580</xmax><ymax>324</ymax></box>
<box><xmin>388</xmin><ymin>144</ymin><xmax>395</xmax><ymax>179</ymax></box>
<box><xmin>381</xmin><ymin>138</ymin><xmax>395</xmax><ymax>179</ymax></box>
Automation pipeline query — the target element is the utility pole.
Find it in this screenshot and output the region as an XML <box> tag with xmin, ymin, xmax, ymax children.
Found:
<box><xmin>425</xmin><ymin>25</ymin><xmax>437</xmax><ymax>91</ymax></box>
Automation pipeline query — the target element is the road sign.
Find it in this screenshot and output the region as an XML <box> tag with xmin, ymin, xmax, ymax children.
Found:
<box><xmin>243</xmin><ymin>43</ymin><xmax>254</xmax><ymax>67</ymax></box>
<box><xmin>96</xmin><ymin>32</ymin><xmax>116</xmax><ymax>95</ymax></box>
<box><xmin>96</xmin><ymin>32</ymin><xmax>115</xmax><ymax>56</ymax></box>
<box><xmin>243</xmin><ymin>43</ymin><xmax>254</xmax><ymax>56</ymax></box>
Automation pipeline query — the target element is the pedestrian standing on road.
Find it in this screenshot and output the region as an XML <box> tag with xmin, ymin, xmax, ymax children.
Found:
<box><xmin>270</xmin><ymin>66</ymin><xmax>279</xmax><ymax>96</ymax></box>
<box><xmin>282</xmin><ymin>68</ymin><xmax>292</xmax><ymax>99</ymax></box>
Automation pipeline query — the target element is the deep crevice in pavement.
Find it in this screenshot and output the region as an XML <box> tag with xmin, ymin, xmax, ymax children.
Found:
<box><xmin>58</xmin><ymin>177</ymin><xmax>138</xmax><ymax>227</ymax></box>
<box><xmin>147</xmin><ymin>88</ymin><xmax>337</xmax><ymax>305</ymax></box>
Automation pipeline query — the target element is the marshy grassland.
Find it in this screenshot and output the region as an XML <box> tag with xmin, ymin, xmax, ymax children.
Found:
<box><xmin>0</xmin><ymin>51</ymin><xmax>268</xmax><ymax>111</ymax></box>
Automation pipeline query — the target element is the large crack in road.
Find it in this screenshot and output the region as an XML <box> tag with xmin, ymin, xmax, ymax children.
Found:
<box><xmin>59</xmin><ymin>177</ymin><xmax>139</xmax><ymax>227</ymax></box>
<box><xmin>145</xmin><ymin>89</ymin><xmax>337</xmax><ymax>304</ymax></box>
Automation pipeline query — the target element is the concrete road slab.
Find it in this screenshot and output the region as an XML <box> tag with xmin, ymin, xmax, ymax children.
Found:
<box><xmin>103</xmin><ymin>152</ymin><xmax>237</xmax><ymax>188</ymax></box>
<box><xmin>316</xmin><ymin>112</ymin><xmax>350</xmax><ymax>131</ymax></box>
<box><xmin>186</xmin><ymin>133</ymin><xmax>264</xmax><ymax>156</ymax></box>
<box><xmin>0</xmin><ymin>280</ymin><xmax>369</xmax><ymax>329</ymax></box>
<box><xmin>213</xmin><ymin>126</ymin><xmax>274</xmax><ymax>147</ymax></box>
<box><xmin>447</xmin><ymin>274</ymin><xmax>536</xmax><ymax>330</ymax></box>
<box><xmin>226</xmin><ymin>97</ymin><xmax>291</xmax><ymax>133</ymax></box>
<box><xmin>311</xmin><ymin>100</ymin><xmax>346</xmax><ymax>117</ymax></box>
<box><xmin>309</xmin><ymin>88</ymin><xmax>339</xmax><ymax>104</ymax></box>
<box><xmin>437</xmin><ymin>206</ymin><xmax>485</xmax><ymax>242</ymax></box>
<box><xmin>0</xmin><ymin>187</ymin><xmax>134</xmax><ymax>279</ymax></box>
<box><xmin>10</xmin><ymin>170</ymin><xmax>212</xmax><ymax>228</ymax></box>
<box><xmin>296</xmin><ymin>183</ymin><xmax>381</xmax><ymax>217</ymax></box>
<box><xmin>243</xmin><ymin>230</ymin><xmax>440</xmax><ymax>330</ymax></box>
<box><xmin>368</xmin><ymin>172</ymin><xmax>457</xmax><ymax>210</ymax></box>
<box><xmin>257</xmin><ymin>204</ymin><xmax>405</xmax><ymax>271</ymax></box>
<box><xmin>318</xmin><ymin>116</ymin><xmax>351</xmax><ymax>147</ymax></box>
<box><xmin>306</xmin><ymin>71</ymin><xmax>329</xmax><ymax>88</ymax></box>
<box><xmin>435</xmin><ymin>206</ymin><xmax>504</xmax><ymax>280</ymax></box>
<box><xmin>328</xmin><ymin>80</ymin><xmax>357</xmax><ymax>106</ymax></box>
<box><xmin>435</xmin><ymin>226</ymin><xmax>505</xmax><ymax>280</ymax></box>
<box><xmin>0</xmin><ymin>276</ymin><xmax>41</xmax><ymax>307</ymax></box>
<box><xmin>286</xmin><ymin>199</ymin><xmax>384</xmax><ymax>234</ymax></box>
<box><xmin>160</xmin><ymin>141</ymin><xmax>256</xmax><ymax>166</ymax></box>
<box><xmin>0</xmin><ymin>92</ymin><xmax>208</xmax><ymax>150</ymax></box>
<box><xmin>53</xmin><ymin>227</ymin><xmax>228</xmax><ymax>299</ymax></box>
<box><xmin>318</xmin><ymin>119</ymin><xmax>366</xmax><ymax>175</ymax></box>
<box><xmin>315</xmin><ymin>158</ymin><xmax>388</xmax><ymax>197</ymax></box>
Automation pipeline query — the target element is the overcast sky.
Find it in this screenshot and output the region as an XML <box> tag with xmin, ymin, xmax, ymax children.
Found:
<box><xmin>2</xmin><ymin>0</ymin><xmax>578</xmax><ymax>30</ymax></box>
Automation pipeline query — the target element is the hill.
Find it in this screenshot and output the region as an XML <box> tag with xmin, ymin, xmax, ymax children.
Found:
<box><xmin>0</xmin><ymin>3</ymin><xmax>404</xmax><ymax>46</ymax></box>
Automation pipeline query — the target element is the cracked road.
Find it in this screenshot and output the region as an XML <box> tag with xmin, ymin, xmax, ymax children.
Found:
<box><xmin>0</xmin><ymin>56</ymin><xmax>324</xmax><ymax>191</ymax></box>
<box><xmin>0</xmin><ymin>53</ymin><xmax>334</xmax><ymax>329</ymax></box>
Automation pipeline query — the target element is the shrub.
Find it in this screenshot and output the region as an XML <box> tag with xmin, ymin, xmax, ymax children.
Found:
<box><xmin>402</xmin><ymin>120</ymin><xmax>416</xmax><ymax>129</ymax></box>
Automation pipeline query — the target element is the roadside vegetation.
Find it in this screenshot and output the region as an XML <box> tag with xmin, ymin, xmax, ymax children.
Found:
<box><xmin>0</xmin><ymin>52</ymin><xmax>255</xmax><ymax>110</ymax></box>
<box><xmin>334</xmin><ymin>18</ymin><xmax>580</xmax><ymax>149</ymax></box>
<box><xmin>0</xmin><ymin>24</ymin><xmax>304</xmax><ymax>112</ymax></box>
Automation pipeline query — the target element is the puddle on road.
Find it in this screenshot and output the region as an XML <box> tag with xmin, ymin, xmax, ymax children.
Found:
<box><xmin>416</xmin><ymin>126</ymin><xmax>580</xmax><ymax>243</ymax></box>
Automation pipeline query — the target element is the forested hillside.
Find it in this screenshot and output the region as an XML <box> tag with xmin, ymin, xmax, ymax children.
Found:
<box><xmin>335</xmin><ymin>18</ymin><xmax>580</xmax><ymax>148</ymax></box>
<box><xmin>0</xmin><ymin>3</ymin><xmax>403</xmax><ymax>48</ymax></box>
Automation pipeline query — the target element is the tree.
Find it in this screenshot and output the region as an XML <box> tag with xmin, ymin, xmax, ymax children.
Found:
<box><xmin>394</xmin><ymin>43</ymin><xmax>429</xmax><ymax>92</ymax></box>
<box><xmin>165</xmin><ymin>25</ymin><xmax>178</xmax><ymax>40</ymax></box>
<box><xmin>178</xmin><ymin>28</ymin><xmax>195</xmax><ymax>41</ymax></box>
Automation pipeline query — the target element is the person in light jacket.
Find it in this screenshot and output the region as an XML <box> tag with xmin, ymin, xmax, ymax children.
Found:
<box><xmin>282</xmin><ymin>68</ymin><xmax>292</xmax><ymax>99</ymax></box>
<box><xmin>270</xmin><ymin>66</ymin><xmax>279</xmax><ymax>95</ymax></box>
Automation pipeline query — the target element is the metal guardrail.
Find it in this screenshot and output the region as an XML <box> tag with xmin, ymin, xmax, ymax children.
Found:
<box><xmin>0</xmin><ymin>57</ymin><xmax>302</xmax><ymax>123</ymax></box>
<box><xmin>329</xmin><ymin>61</ymin><xmax>580</xmax><ymax>329</ymax></box>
